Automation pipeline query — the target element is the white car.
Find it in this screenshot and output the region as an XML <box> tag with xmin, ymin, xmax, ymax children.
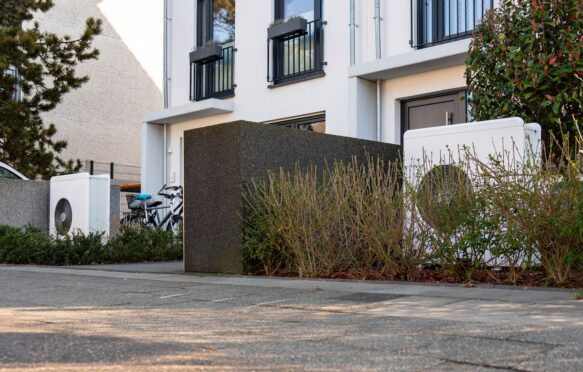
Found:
<box><xmin>0</xmin><ymin>161</ymin><xmax>28</xmax><ymax>180</ymax></box>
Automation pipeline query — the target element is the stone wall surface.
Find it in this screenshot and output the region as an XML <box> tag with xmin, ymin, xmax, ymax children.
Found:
<box><xmin>0</xmin><ymin>179</ymin><xmax>120</xmax><ymax>236</ymax></box>
<box><xmin>0</xmin><ymin>179</ymin><xmax>50</xmax><ymax>232</ymax></box>
<box><xmin>183</xmin><ymin>121</ymin><xmax>402</xmax><ymax>274</ymax></box>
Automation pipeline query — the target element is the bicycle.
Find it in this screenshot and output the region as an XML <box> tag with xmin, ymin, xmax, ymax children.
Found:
<box><xmin>120</xmin><ymin>184</ymin><xmax>183</xmax><ymax>234</ymax></box>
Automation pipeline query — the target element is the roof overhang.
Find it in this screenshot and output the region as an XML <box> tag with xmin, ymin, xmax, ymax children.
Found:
<box><xmin>143</xmin><ymin>99</ymin><xmax>234</xmax><ymax>125</ymax></box>
<box><xmin>349</xmin><ymin>39</ymin><xmax>470</xmax><ymax>81</ymax></box>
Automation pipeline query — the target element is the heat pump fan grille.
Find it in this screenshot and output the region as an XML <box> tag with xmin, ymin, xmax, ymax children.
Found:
<box><xmin>416</xmin><ymin>165</ymin><xmax>474</xmax><ymax>233</ymax></box>
<box><xmin>54</xmin><ymin>198</ymin><xmax>73</xmax><ymax>235</ymax></box>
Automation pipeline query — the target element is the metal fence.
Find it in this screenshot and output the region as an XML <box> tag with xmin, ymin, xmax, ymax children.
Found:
<box><xmin>81</xmin><ymin>160</ymin><xmax>141</xmax><ymax>217</ymax></box>
<box><xmin>413</xmin><ymin>0</ymin><xmax>493</xmax><ymax>48</ymax></box>
<box><xmin>190</xmin><ymin>42</ymin><xmax>236</xmax><ymax>101</ymax></box>
<box><xmin>82</xmin><ymin>160</ymin><xmax>140</xmax><ymax>183</ymax></box>
<box><xmin>269</xmin><ymin>19</ymin><xmax>324</xmax><ymax>84</ymax></box>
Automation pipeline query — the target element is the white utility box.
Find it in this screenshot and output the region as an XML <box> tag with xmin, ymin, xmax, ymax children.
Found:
<box><xmin>49</xmin><ymin>173</ymin><xmax>110</xmax><ymax>236</ymax></box>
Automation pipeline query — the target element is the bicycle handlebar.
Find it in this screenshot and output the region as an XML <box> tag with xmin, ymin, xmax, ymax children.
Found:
<box><xmin>157</xmin><ymin>184</ymin><xmax>183</xmax><ymax>196</ymax></box>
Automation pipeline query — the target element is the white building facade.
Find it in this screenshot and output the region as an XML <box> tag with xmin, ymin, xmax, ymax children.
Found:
<box><xmin>142</xmin><ymin>0</ymin><xmax>497</xmax><ymax>193</ymax></box>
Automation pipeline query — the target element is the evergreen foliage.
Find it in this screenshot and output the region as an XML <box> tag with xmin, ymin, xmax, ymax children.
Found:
<box><xmin>0</xmin><ymin>0</ymin><xmax>102</xmax><ymax>179</ymax></box>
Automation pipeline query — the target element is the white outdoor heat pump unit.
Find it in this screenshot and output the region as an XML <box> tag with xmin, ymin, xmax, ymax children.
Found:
<box><xmin>49</xmin><ymin>173</ymin><xmax>110</xmax><ymax>236</ymax></box>
<box><xmin>403</xmin><ymin>117</ymin><xmax>541</xmax><ymax>230</ymax></box>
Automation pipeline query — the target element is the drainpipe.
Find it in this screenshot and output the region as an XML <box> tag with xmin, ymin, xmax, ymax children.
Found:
<box><xmin>349</xmin><ymin>0</ymin><xmax>356</xmax><ymax>66</ymax></box>
<box><xmin>163</xmin><ymin>0</ymin><xmax>169</xmax><ymax>110</ymax></box>
<box><xmin>163</xmin><ymin>0</ymin><xmax>170</xmax><ymax>185</ymax></box>
<box><xmin>374</xmin><ymin>0</ymin><xmax>382</xmax><ymax>142</ymax></box>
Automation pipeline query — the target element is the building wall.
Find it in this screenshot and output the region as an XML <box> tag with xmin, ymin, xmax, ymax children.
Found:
<box><xmin>146</xmin><ymin>0</ymin><xmax>486</xmax><ymax>190</ymax></box>
<box><xmin>35</xmin><ymin>0</ymin><xmax>163</xmax><ymax>167</ymax></box>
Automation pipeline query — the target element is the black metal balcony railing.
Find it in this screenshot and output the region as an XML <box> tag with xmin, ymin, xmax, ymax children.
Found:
<box><xmin>268</xmin><ymin>19</ymin><xmax>324</xmax><ymax>85</ymax></box>
<box><xmin>413</xmin><ymin>0</ymin><xmax>493</xmax><ymax>49</ymax></box>
<box><xmin>190</xmin><ymin>43</ymin><xmax>235</xmax><ymax>101</ymax></box>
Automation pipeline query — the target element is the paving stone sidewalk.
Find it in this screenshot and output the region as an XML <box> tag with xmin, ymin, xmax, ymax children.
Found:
<box><xmin>0</xmin><ymin>264</ymin><xmax>582</xmax><ymax>371</ymax></box>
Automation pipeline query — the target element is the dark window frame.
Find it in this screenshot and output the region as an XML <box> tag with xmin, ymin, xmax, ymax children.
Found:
<box><xmin>196</xmin><ymin>0</ymin><xmax>213</xmax><ymax>47</ymax></box>
<box><xmin>269</xmin><ymin>113</ymin><xmax>326</xmax><ymax>131</ymax></box>
<box><xmin>270</xmin><ymin>0</ymin><xmax>324</xmax><ymax>86</ymax></box>
<box><xmin>413</xmin><ymin>0</ymin><xmax>493</xmax><ymax>49</ymax></box>
<box><xmin>192</xmin><ymin>0</ymin><xmax>236</xmax><ymax>101</ymax></box>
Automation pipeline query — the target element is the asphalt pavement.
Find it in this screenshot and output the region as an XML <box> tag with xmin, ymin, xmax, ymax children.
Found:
<box><xmin>0</xmin><ymin>264</ymin><xmax>582</xmax><ymax>371</ymax></box>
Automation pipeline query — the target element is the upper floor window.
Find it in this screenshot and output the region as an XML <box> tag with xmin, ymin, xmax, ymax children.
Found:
<box><xmin>281</xmin><ymin>0</ymin><xmax>315</xmax><ymax>21</ymax></box>
<box><xmin>268</xmin><ymin>0</ymin><xmax>324</xmax><ymax>86</ymax></box>
<box><xmin>197</xmin><ymin>0</ymin><xmax>235</xmax><ymax>46</ymax></box>
<box><xmin>414</xmin><ymin>0</ymin><xmax>493</xmax><ymax>48</ymax></box>
<box><xmin>5</xmin><ymin>66</ymin><xmax>21</xmax><ymax>101</ymax></box>
<box><xmin>190</xmin><ymin>0</ymin><xmax>235</xmax><ymax>101</ymax></box>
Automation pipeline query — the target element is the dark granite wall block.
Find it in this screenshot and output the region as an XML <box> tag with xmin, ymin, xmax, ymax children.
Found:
<box><xmin>183</xmin><ymin>121</ymin><xmax>402</xmax><ymax>274</ymax></box>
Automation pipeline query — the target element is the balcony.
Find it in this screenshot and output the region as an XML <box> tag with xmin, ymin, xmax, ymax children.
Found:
<box><xmin>189</xmin><ymin>42</ymin><xmax>235</xmax><ymax>102</ymax></box>
<box><xmin>268</xmin><ymin>19</ymin><xmax>325</xmax><ymax>86</ymax></box>
<box><xmin>412</xmin><ymin>0</ymin><xmax>493</xmax><ymax>49</ymax></box>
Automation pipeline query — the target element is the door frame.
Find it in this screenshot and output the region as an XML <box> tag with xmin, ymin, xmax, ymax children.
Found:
<box><xmin>400</xmin><ymin>88</ymin><xmax>468</xmax><ymax>143</ymax></box>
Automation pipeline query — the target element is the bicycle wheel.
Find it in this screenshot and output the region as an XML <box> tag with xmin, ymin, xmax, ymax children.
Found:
<box><xmin>120</xmin><ymin>214</ymin><xmax>146</xmax><ymax>229</ymax></box>
<box><xmin>166</xmin><ymin>215</ymin><xmax>183</xmax><ymax>235</ymax></box>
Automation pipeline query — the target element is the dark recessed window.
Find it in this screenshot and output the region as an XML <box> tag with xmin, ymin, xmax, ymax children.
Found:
<box><xmin>5</xmin><ymin>66</ymin><xmax>21</xmax><ymax>101</ymax></box>
<box><xmin>268</xmin><ymin>0</ymin><xmax>324</xmax><ymax>86</ymax></box>
<box><xmin>414</xmin><ymin>0</ymin><xmax>493</xmax><ymax>48</ymax></box>
<box><xmin>270</xmin><ymin>114</ymin><xmax>326</xmax><ymax>133</ymax></box>
<box><xmin>190</xmin><ymin>0</ymin><xmax>235</xmax><ymax>101</ymax></box>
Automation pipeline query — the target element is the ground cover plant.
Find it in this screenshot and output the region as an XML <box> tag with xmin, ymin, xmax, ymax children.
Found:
<box><xmin>0</xmin><ymin>226</ymin><xmax>182</xmax><ymax>265</ymax></box>
<box><xmin>242</xmin><ymin>138</ymin><xmax>583</xmax><ymax>288</ymax></box>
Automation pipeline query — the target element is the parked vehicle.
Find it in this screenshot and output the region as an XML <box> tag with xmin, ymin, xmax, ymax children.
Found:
<box><xmin>121</xmin><ymin>184</ymin><xmax>183</xmax><ymax>235</ymax></box>
<box><xmin>0</xmin><ymin>162</ymin><xmax>28</xmax><ymax>180</ymax></box>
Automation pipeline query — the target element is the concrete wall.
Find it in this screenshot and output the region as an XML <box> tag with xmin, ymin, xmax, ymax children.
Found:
<box><xmin>0</xmin><ymin>179</ymin><xmax>120</xmax><ymax>236</ymax></box>
<box><xmin>34</xmin><ymin>0</ymin><xmax>163</xmax><ymax>167</ymax></box>
<box><xmin>183</xmin><ymin>121</ymin><xmax>401</xmax><ymax>274</ymax></box>
<box><xmin>0</xmin><ymin>179</ymin><xmax>50</xmax><ymax>232</ymax></box>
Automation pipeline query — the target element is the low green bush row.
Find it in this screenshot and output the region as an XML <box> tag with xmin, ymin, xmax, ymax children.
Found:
<box><xmin>0</xmin><ymin>226</ymin><xmax>182</xmax><ymax>266</ymax></box>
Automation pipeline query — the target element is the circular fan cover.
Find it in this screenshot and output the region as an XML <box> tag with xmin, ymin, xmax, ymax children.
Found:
<box><xmin>416</xmin><ymin>165</ymin><xmax>474</xmax><ymax>233</ymax></box>
<box><xmin>54</xmin><ymin>198</ymin><xmax>73</xmax><ymax>235</ymax></box>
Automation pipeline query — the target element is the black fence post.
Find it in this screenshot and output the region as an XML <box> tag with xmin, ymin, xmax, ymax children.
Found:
<box><xmin>110</xmin><ymin>162</ymin><xmax>114</xmax><ymax>179</ymax></box>
<box><xmin>89</xmin><ymin>160</ymin><xmax>94</xmax><ymax>175</ymax></box>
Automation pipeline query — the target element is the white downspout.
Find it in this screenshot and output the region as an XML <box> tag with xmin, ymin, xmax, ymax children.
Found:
<box><xmin>163</xmin><ymin>0</ymin><xmax>170</xmax><ymax>185</ymax></box>
<box><xmin>374</xmin><ymin>0</ymin><xmax>382</xmax><ymax>142</ymax></box>
<box><xmin>350</xmin><ymin>0</ymin><xmax>356</xmax><ymax>66</ymax></box>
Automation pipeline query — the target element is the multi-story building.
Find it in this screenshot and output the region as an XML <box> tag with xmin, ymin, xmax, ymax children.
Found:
<box><xmin>142</xmin><ymin>0</ymin><xmax>496</xmax><ymax>193</ymax></box>
<box><xmin>35</xmin><ymin>0</ymin><xmax>163</xmax><ymax>170</ymax></box>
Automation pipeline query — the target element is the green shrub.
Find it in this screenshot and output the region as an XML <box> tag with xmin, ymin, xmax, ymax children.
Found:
<box><xmin>107</xmin><ymin>227</ymin><xmax>182</xmax><ymax>263</ymax></box>
<box><xmin>466</xmin><ymin>0</ymin><xmax>583</xmax><ymax>141</ymax></box>
<box><xmin>0</xmin><ymin>225</ymin><xmax>53</xmax><ymax>264</ymax></box>
<box><xmin>0</xmin><ymin>226</ymin><xmax>182</xmax><ymax>265</ymax></box>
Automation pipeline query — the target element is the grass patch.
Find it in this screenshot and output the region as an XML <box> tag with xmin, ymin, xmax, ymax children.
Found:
<box><xmin>574</xmin><ymin>292</ymin><xmax>583</xmax><ymax>301</ymax></box>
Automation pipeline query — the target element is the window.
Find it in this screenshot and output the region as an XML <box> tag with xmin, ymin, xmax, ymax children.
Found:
<box><xmin>197</xmin><ymin>0</ymin><xmax>235</xmax><ymax>46</ymax></box>
<box><xmin>0</xmin><ymin>166</ymin><xmax>21</xmax><ymax>180</ymax></box>
<box><xmin>190</xmin><ymin>0</ymin><xmax>235</xmax><ymax>101</ymax></box>
<box><xmin>5</xmin><ymin>66</ymin><xmax>21</xmax><ymax>101</ymax></box>
<box><xmin>268</xmin><ymin>0</ymin><xmax>324</xmax><ymax>85</ymax></box>
<box><xmin>281</xmin><ymin>0</ymin><xmax>316</xmax><ymax>21</ymax></box>
<box><xmin>414</xmin><ymin>0</ymin><xmax>493</xmax><ymax>48</ymax></box>
<box><xmin>270</xmin><ymin>113</ymin><xmax>326</xmax><ymax>133</ymax></box>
